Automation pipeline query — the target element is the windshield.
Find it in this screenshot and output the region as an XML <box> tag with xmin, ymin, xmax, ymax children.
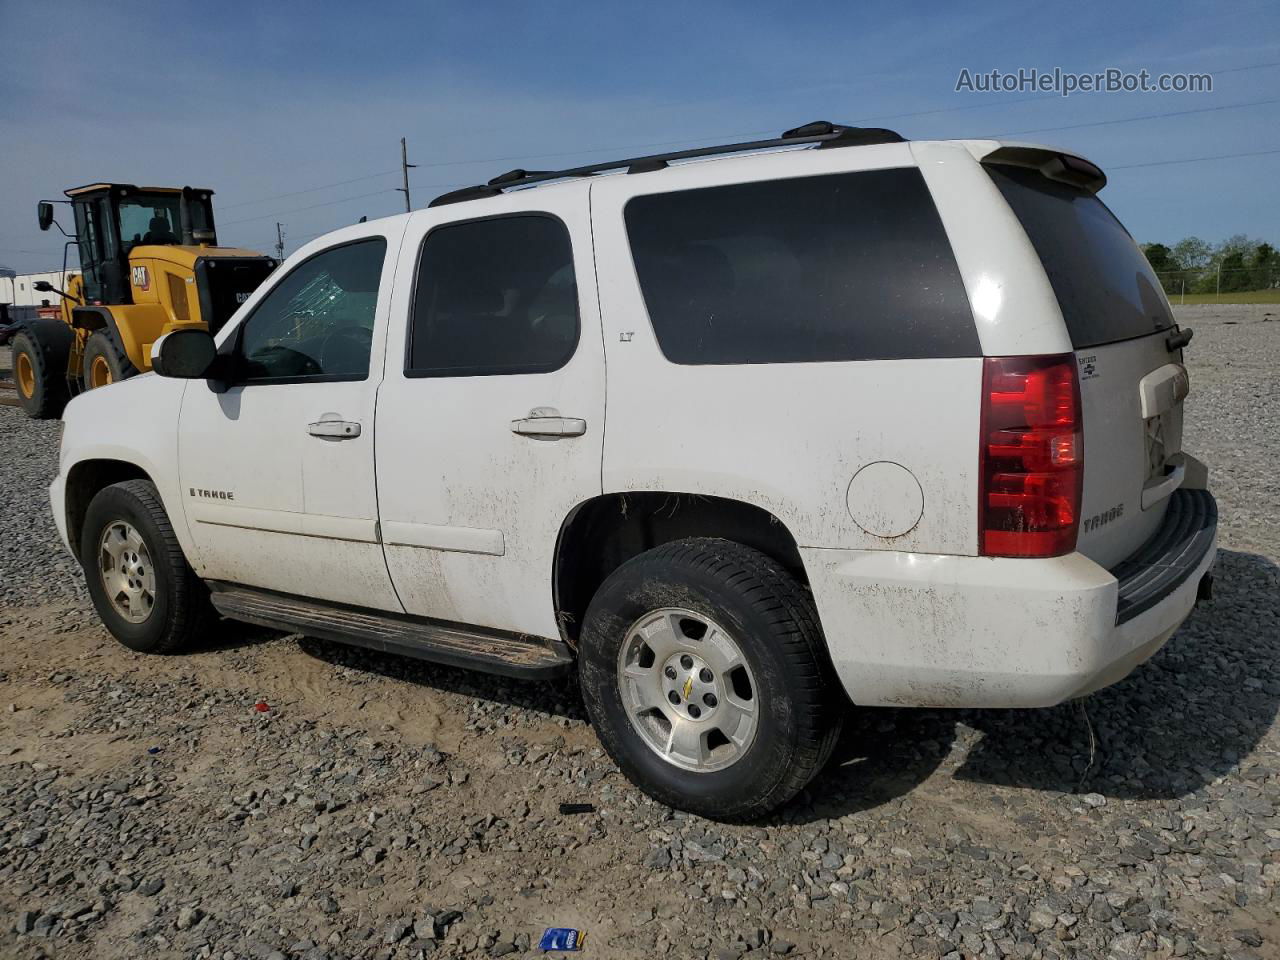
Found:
<box><xmin>986</xmin><ymin>164</ymin><xmax>1174</xmax><ymax>348</ymax></box>
<box><xmin>117</xmin><ymin>193</ymin><xmax>213</xmax><ymax>252</ymax></box>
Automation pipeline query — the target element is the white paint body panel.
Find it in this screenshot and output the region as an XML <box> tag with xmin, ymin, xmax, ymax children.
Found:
<box><xmin>589</xmin><ymin>145</ymin><xmax>981</xmax><ymax>556</ymax></box>
<box><xmin>51</xmin><ymin>373</ymin><xmax>196</xmax><ymax>558</ymax></box>
<box><xmin>374</xmin><ymin>189</ymin><xmax>606</xmax><ymax>637</ymax></box>
<box><xmin>912</xmin><ymin>141</ymin><xmax>1072</xmax><ymax>357</ymax></box>
<box><xmin>175</xmin><ymin>219</ymin><xmax>408</xmax><ymax>611</ymax></box>
<box><xmin>1074</xmin><ymin>335</ymin><xmax>1186</xmax><ymax>569</ymax></box>
<box><xmin>804</xmin><ymin>533</ymin><xmax>1216</xmax><ymax>708</ymax></box>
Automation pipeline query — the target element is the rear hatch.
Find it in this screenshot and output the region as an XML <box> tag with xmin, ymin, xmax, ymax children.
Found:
<box><xmin>987</xmin><ymin>162</ymin><xmax>1189</xmax><ymax>568</ymax></box>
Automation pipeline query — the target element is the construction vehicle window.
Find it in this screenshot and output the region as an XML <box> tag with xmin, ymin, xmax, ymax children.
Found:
<box><xmin>119</xmin><ymin>197</ymin><xmax>183</xmax><ymax>252</ymax></box>
<box><xmin>74</xmin><ymin>201</ymin><xmax>106</xmax><ymax>303</ymax></box>
<box><xmin>407</xmin><ymin>215</ymin><xmax>579</xmax><ymax>377</ymax></box>
<box><xmin>238</xmin><ymin>237</ymin><xmax>386</xmax><ymax>383</ymax></box>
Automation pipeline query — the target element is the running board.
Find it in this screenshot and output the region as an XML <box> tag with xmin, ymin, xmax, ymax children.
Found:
<box><xmin>208</xmin><ymin>584</ymin><xmax>573</xmax><ymax>680</ymax></box>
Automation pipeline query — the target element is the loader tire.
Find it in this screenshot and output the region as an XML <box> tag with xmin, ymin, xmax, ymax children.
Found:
<box><xmin>10</xmin><ymin>324</ymin><xmax>71</xmax><ymax>420</ymax></box>
<box><xmin>83</xmin><ymin>329</ymin><xmax>137</xmax><ymax>390</ymax></box>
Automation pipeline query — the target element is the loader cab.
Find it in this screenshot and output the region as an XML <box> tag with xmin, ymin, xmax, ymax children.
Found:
<box><xmin>63</xmin><ymin>183</ymin><xmax>217</xmax><ymax>306</ymax></box>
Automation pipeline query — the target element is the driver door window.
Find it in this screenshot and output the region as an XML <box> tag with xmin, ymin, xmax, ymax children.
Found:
<box><xmin>238</xmin><ymin>238</ymin><xmax>386</xmax><ymax>382</ymax></box>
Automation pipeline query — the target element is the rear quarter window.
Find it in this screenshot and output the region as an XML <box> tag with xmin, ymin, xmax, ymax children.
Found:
<box><xmin>624</xmin><ymin>168</ymin><xmax>978</xmax><ymax>364</ymax></box>
<box><xmin>986</xmin><ymin>164</ymin><xmax>1174</xmax><ymax>348</ymax></box>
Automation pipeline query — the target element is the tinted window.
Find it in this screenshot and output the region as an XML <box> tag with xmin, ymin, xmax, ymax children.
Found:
<box><xmin>408</xmin><ymin>215</ymin><xmax>578</xmax><ymax>376</ymax></box>
<box><xmin>987</xmin><ymin>164</ymin><xmax>1173</xmax><ymax>348</ymax></box>
<box><xmin>238</xmin><ymin>238</ymin><xmax>385</xmax><ymax>382</ymax></box>
<box><xmin>116</xmin><ymin>193</ymin><xmax>212</xmax><ymax>254</ymax></box>
<box><xmin>624</xmin><ymin>168</ymin><xmax>977</xmax><ymax>365</ymax></box>
<box><xmin>118</xmin><ymin>195</ymin><xmax>182</xmax><ymax>251</ymax></box>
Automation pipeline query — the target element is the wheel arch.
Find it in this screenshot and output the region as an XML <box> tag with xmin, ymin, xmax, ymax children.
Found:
<box><xmin>70</xmin><ymin>305</ymin><xmax>116</xmax><ymax>336</ymax></box>
<box><xmin>72</xmin><ymin>306</ymin><xmax>151</xmax><ymax>373</ymax></box>
<box><xmin>64</xmin><ymin>458</ymin><xmax>153</xmax><ymax>558</ymax></box>
<box><xmin>552</xmin><ymin>491</ymin><xmax>808</xmax><ymax>647</ymax></box>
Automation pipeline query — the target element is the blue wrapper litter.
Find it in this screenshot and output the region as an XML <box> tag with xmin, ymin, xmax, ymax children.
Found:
<box><xmin>538</xmin><ymin>927</ymin><xmax>585</xmax><ymax>951</ymax></box>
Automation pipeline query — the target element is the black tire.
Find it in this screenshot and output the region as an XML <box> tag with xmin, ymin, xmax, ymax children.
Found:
<box><xmin>10</xmin><ymin>326</ymin><xmax>70</xmax><ymax>419</ymax></box>
<box><xmin>82</xmin><ymin>329</ymin><xmax>137</xmax><ymax>389</ymax></box>
<box><xmin>579</xmin><ymin>538</ymin><xmax>843</xmax><ymax>820</ymax></box>
<box><xmin>81</xmin><ymin>479</ymin><xmax>214</xmax><ymax>654</ymax></box>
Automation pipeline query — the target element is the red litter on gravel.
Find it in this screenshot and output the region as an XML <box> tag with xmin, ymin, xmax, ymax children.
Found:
<box><xmin>254</xmin><ymin>701</ymin><xmax>271</xmax><ymax>713</ymax></box>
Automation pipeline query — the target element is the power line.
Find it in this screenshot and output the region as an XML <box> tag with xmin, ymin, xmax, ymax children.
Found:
<box><xmin>990</xmin><ymin>96</ymin><xmax>1280</xmax><ymax>137</ymax></box>
<box><xmin>207</xmin><ymin>60</ymin><xmax>1280</xmax><ymax>215</ymax></box>
<box><xmin>402</xmin><ymin>62</ymin><xmax>1280</xmax><ymax>173</ymax></box>
<box><xmin>1110</xmin><ymin>147</ymin><xmax>1280</xmax><ymax>170</ymax></box>
<box><xmin>217</xmin><ymin>169</ymin><xmax>400</xmax><ymax>211</ymax></box>
<box><xmin>220</xmin><ymin>189</ymin><xmax>401</xmax><ymax>226</ymax></box>
<box><xmin>1212</xmin><ymin>58</ymin><xmax>1280</xmax><ymax>76</ymax></box>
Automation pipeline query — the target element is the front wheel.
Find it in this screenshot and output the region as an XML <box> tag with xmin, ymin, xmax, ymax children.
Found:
<box><xmin>578</xmin><ymin>538</ymin><xmax>843</xmax><ymax>820</ymax></box>
<box><xmin>81</xmin><ymin>480</ymin><xmax>214</xmax><ymax>653</ymax></box>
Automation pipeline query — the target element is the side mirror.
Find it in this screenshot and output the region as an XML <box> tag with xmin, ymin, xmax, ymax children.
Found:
<box><xmin>151</xmin><ymin>329</ymin><xmax>217</xmax><ymax>379</ymax></box>
<box><xmin>37</xmin><ymin>201</ymin><xmax>54</xmax><ymax>232</ymax></box>
<box><xmin>33</xmin><ymin>280</ymin><xmax>54</xmax><ymax>293</ymax></box>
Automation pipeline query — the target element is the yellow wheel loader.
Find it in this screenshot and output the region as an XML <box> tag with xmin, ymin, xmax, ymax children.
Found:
<box><xmin>10</xmin><ymin>184</ymin><xmax>276</xmax><ymax>418</ymax></box>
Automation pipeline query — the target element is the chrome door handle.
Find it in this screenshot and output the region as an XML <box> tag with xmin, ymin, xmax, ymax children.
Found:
<box><xmin>511</xmin><ymin>408</ymin><xmax>587</xmax><ymax>439</ymax></box>
<box><xmin>308</xmin><ymin>419</ymin><xmax>361</xmax><ymax>440</ymax></box>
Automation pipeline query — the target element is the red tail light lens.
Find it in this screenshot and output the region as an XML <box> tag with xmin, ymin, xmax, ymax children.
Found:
<box><xmin>979</xmin><ymin>354</ymin><xmax>1083</xmax><ymax>557</ymax></box>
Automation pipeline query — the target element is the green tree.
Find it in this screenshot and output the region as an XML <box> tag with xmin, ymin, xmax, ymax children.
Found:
<box><xmin>1142</xmin><ymin>242</ymin><xmax>1174</xmax><ymax>272</ymax></box>
<box><xmin>1172</xmin><ymin>236</ymin><xmax>1212</xmax><ymax>271</ymax></box>
<box><xmin>1251</xmin><ymin>242</ymin><xmax>1278</xmax><ymax>290</ymax></box>
<box><xmin>1219</xmin><ymin>251</ymin><xmax>1249</xmax><ymax>292</ymax></box>
<box><xmin>1141</xmin><ymin>243</ymin><xmax>1181</xmax><ymax>294</ymax></box>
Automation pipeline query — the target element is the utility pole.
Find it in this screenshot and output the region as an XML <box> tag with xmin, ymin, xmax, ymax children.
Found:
<box><xmin>398</xmin><ymin>137</ymin><xmax>417</xmax><ymax>212</ymax></box>
<box><xmin>275</xmin><ymin>222</ymin><xmax>285</xmax><ymax>263</ymax></box>
<box><xmin>1215</xmin><ymin>261</ymin><xmax>1221</xmax><ymax>300</ymax></box>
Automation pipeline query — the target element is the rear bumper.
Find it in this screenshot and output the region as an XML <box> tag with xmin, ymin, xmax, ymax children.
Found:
<box><xmin>1113</xmin><ymin>489</ymin><xmax>1216</xmax><ymax>623</ymax></box>
<box><xmin>804</xmin><ymin>490</ymin><xmax>1218</xmax><ymax>708</ymax></box>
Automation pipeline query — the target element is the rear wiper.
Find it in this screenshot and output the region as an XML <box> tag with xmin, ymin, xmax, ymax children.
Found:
<box><xmin>1166</xmin><ymin>327</ymin><xmax>1193</xmax><ymax>351</ymax></box>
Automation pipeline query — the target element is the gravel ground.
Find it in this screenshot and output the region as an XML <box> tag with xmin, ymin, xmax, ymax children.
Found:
<box><xmin>1</xmin><ymin>304</ymin><xmax>1277</xmax><ymax>960</ymax></box>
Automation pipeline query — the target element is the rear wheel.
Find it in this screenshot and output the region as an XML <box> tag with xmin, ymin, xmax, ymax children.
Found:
<box><xmin>82</xmin><ymin>329</ymin><xmax>137</xmax><ymax>389</ymax></box>
<box><xmin>81</xmin><ymin>480</ymin><xmax>214</xmax><ymax>654</ymax></box>
<box><xmin>10</xmin><ymin>328</ymin><xmax>69</xmax><ymax>419</ymax></box>
<box><xmin>579</xmin><ymin>538</ymin><xmax>843</xmax><ymax>820</ymax></box>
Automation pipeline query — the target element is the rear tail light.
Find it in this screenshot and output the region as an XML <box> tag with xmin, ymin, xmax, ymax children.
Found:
<box><xmin>979</xmin><ymin>354</ymin><xmax>1083</xmax><ymax>557</ymax></box>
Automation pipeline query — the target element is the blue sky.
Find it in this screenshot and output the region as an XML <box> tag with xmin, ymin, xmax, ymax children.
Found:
<box><xmin>1</xmin><ymin>0</ymin><xmax>1277</xmax><ymax>274</ymax></box>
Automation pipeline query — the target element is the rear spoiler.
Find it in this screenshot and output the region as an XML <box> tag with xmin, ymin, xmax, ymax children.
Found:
<box><xmin>979</xmin><ymin>145</ymin><xmax>1107</xmax><ymax>195</ymax></box>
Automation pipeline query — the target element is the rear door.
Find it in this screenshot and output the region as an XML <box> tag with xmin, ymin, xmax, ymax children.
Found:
<box><xmin>375</xmin><ymin>190</ymin><xmax>605</xmax><ymax>639</ymax></box>
<box><xmin>987</xmin><ymin>164</ymin><xmax>1187</xmax><ymax>568</ymax></box>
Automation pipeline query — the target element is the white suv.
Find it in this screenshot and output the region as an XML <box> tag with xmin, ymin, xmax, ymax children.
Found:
<box><xmin>50</xmin><ymin>122</ymin><xmax>1217</xmax><ymax>820</ymax></box>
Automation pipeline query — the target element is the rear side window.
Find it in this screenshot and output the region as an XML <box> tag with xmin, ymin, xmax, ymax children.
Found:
<box><xmin>408</xmin><ymin>215</ymin><xmax>579</xmax><ymax>377</ymax></box>
<box><xmin>624</xmin><ymin>168</ymin><xmax>978</xmax><ymax>365</ymax></box>
<box><xmin>986</xmin><ymin>164</ymin><xmax>1173</xmax><ymax>348</ymax></box>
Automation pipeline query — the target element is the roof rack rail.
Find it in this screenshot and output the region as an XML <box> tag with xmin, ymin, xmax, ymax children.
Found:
<box><xmin>428</xmin><ymin>121</ymin><xmax>905</xmax><ymax>207</ymax></box>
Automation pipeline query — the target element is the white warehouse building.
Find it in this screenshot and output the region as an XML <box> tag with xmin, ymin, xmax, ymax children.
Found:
<box><xmin>0</xmin><ymin>269</ymin><xmax>74</xmax><ymax>308</ymax></box>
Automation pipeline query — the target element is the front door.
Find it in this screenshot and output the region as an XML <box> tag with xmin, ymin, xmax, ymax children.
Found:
<box><xmin>376</xmin><ymin>194</ymin><xmax>605</xmax><ymax>638</ymax></box>
<box><xmin>178</xmin><ymin>228</ymin><xmax>404</xmax><ymax>611</ymax></box>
